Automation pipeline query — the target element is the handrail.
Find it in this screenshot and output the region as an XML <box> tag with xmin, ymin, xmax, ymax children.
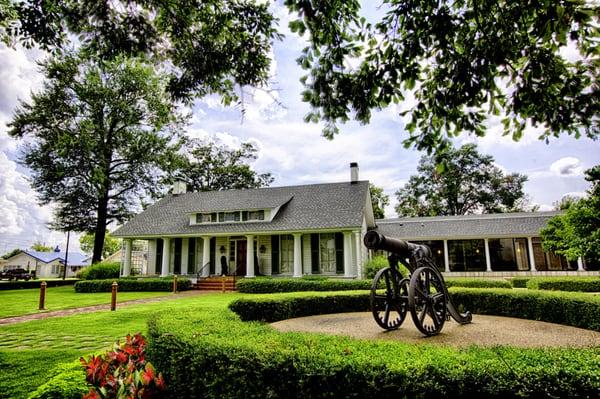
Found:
<box><xmin>196</xmin><ymin>262</ymin><xmax>212</xmax><ymax>281</ymax></box>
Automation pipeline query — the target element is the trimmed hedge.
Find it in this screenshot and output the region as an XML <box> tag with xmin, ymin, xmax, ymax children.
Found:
<box><xmin>526</xmin><ymin>277</ymin><xmax>600</xmax><ymax>292</ymax></box>
<box><xmin>76</xmin><ymin>262</ymin><xmax>120</xmax><ymax>280</ymax></box>
<box><xmin>27</xmin><ymin>360</ymin><xmax>87</xmax><ymax>399</ymax></box>
<box><xmin>237</xmin><ymin>277</ymin><xmax>512</xmax><ymax>293</ymax></box>
<box><xmin>74</xmin><ymin>277</ymin><xmax>191</xmax><ymax>293</ymax></box>
<box><xmin>147</xmin><ymin>290</ymin><xmax>600</xmax><ymax>399</ymax></box>
<box><xmin>0</xmin><ymin>279</ymin><xmax>78</xmax><ymax>291</ymax></box>
<box><xmin>510</xmin><ymin>277</ymin><xmax>531</xmax><ymax>288</ymax></box>
<box><xmin>230</xmin><ymin>288</ymin><xmax>600</xmax><ymax>332</ymax></box>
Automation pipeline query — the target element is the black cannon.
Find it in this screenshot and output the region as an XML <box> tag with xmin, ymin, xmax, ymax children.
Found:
<box><xmin>363</xmin><ymin>231</ymin><xmax>472</xmax><ymax>336</ymax></box>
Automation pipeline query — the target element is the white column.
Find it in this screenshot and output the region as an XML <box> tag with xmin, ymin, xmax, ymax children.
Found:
<box><xmin>443</xmin><ymin>240</ymin><xmax>450</xmax><ymax>272</ymax></box>
<box><xmin>484</xmin><ymin>238</ymin><xmax>492</xmax><ymax>272</ymax></box>
<box><xmin>527</xmin><ymin>237</ymin><xmax>536</xmax><ymax>271</ymax></box>
<box><xmin>122</xmin><ymin>239</ymin><xmax>132</xmax><ymax>277</ymax></box>
<box><xmin>246</xmin><ymin>235</ymin><xmax>255</xmax><ymax>277</ymax></box>
<box><xmin>181</xmin><ymin>238</ymin><xmax>189</xmax><ymax>275</ymax></box>
<box><xmin>343</xmin><ymin>231</ymin><xmax>353</xmax><ymax>277</ymax></box>
<box><xmin>354</xmin><ymin>231</ymin><xmax>362</xmax><ymax>278</ymax></box>
<box><xmin>577</xmin><ymin>257</ymin><xmax>584</xmax><ymax>271</ymax></box>
<box><xmin>147</xmin><ymin>240</ymin><xmax>157</xmax><ymax>275</ymax></box>
<box><xmin>202</xmin><ymin>237</ymin><xmax>211</xmax><ymax>277</ymax></box>
<box><xmin>161</xmin><ymin>238</ymin><xmax>171</xmax><ymax>277</ymax></box>
<box><xmin>293</xmin><ymin>233</ymin><xmax>302</xmax><ymax>277</ymax></box>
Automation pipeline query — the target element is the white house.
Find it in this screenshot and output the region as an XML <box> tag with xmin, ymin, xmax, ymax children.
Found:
<box><xmin>113</xmin><ymin>163</ymin><xmax>598</xmax><ymax>279</ymax></box>
<box><xmin>1</xmin><ymin>249</ymin><xmax>91</xmax><ymax>278</ymax></box>
<box><xmin>113</xmin><ymin>163</ymin><xmax>374</xmax><ymax>279</ymax></box>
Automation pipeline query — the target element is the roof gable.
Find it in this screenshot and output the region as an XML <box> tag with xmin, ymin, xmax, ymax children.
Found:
<box><xmin>114</xmin><ymin>181</ymin><xmax>371</xmax><ymax>237</ymax></box>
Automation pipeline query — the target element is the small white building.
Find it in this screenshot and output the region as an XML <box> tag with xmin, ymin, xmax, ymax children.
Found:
<box><xmin>1</xmin><ymin>249</ymin><xmax>91</xmax><ymax>278</ymax></box>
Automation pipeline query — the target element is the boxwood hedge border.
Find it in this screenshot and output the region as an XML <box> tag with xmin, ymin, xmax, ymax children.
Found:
<box><xmin>74</xmin><ymin>277</ymin><xmax>191</xmax><ymax>293</ymax></box>
<box><xmin>146</xmin><ymin>289</ymin><xmax>600</xmax><ymax>398</ymax></box>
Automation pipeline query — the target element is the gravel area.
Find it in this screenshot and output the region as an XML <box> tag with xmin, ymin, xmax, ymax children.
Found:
<box><xmin>272</xmin><ymin>312</ymin><xmax>600</xmax><ymax>348</ymax></box>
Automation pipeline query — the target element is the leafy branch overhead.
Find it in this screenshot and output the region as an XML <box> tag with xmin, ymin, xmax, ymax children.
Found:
<box><xmin>0</xmin><ymin>0</ymin><xmax>282</xmax><ymax>103</ymax></box>
<box><xmin>285</xmin><ymin>0</ymin><xmax>599</xmax><ymax>153</ymax></box>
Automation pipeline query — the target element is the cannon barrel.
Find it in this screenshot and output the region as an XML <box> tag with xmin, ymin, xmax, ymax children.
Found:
<box><xmin>363</xmin><ymin>231</ymin><xmax>431</xmax><ymax>258</ymax></box>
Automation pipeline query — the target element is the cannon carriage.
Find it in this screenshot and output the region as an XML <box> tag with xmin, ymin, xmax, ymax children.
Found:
<box><xmin>363</xmin><ymin>231</ymin><xmax>472</xmax><ymax>336</ymax></box>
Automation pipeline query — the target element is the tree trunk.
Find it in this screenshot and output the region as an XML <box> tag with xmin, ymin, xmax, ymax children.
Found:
<box><xmin>92</xmin><ymin>194</ymin><xmax>109</xmax><ymax>264</ymax></box>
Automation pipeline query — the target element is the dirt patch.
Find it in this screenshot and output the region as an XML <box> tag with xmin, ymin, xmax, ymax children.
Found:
<box><xmin>271</xmin><ymin>312</ymin><xmax>600</xmax><ymax>348</ymax></box>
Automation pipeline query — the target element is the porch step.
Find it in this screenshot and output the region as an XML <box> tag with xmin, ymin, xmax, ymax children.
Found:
<box><xmin>193</xmin><ymin>276</ymin><xmax>236</xmax><ymax>291</ymax></box>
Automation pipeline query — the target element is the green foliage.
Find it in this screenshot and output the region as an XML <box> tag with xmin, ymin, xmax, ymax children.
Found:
<box><xmin>236</xmin><ymin>278</ymin><xmax>371</xmax><ymax>293</ymax></box>
<box><xmin>8</xmin><ymin>52</ymin><xmax>185</xmax><ymax>263</ymax></box>
<box><xmin>174</xmin><ymin>139</ymin><xmax>273</xmax><ymax>192</ymax></box>
<box><xmin>369</xmin><ymin>183</ymin><xmax>389</xmax><ymax>219</ymax></box>
<box><xmin>76</xmin><ymin>262</ymin><xmax>121</xmax><ymax>281</ymax></box>
<box><xmin>510</xmin><ymin>277</ymin><xmax>531</xmax><ymax>288</ymax></box>
<box><xmin>147</xmin><ymin>290</ymin><xmax>600</xmax><ymax>398</ymax></box>
<box><xmin>30</xmin><ymin>242</ymin><xmax>53</xmax><ymax>252</ymax></box>
<box><xmin>445</xmin><ymin>278</ymin><xmax>512</xmax><ymax>289</ymax></box>
<box><xmin>0</xmin><ymin>279</ymin><xmax>77</xmax><ymax>291</ymax></box>
<box><xmin>1</xmin><ymin>1</ymin><xmax>281</xmax><ymax>102</ymax></box>
<box><xmin>28</xmin><ymin>360</ymin><xmax>88</xmax><ymax>399</ymax></box>
<box><xmin>526</xmin><ymin>277</ymin><xmax>600</xmax><ymax>292</ymax></box>
<box><xmin>284</xmin><ymin>0</ymin><xmax>599</xmax><ymax>154</ymax></box>
<box><xmin>395</xmin><ymin>144</ymin><xmax>530</xmax><ymax>216</ymax></box>
<box><xmin>364</xmin><ymin>255</ymin><xmax>395</xmax><ymax>279</ymax></box>
<box><xmin>79</xmin><ymin>232</ymin><xmax>121</xmax><ymax>260</ymax></box>
<box><xmin>74</xmin><ymin>278</ymin><xmax>191</xmax><ymax>293</ymax></box>
<box><xmin>541</xmin><ymin>165</ymin><xmax>600</xmax><ymax>266</ymax></box>
<box><xmin>1</xmin><ymin>248</ymin><xmax>21</xmax><ymax>259</ymax></box>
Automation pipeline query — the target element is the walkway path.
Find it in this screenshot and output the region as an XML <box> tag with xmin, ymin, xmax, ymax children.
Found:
<box><xmin>272</xmin><ymin>312</ymin><xmax>600</xmax><ymax>348</ymax></box>
<box><xmin>0</xmin><ymin>290</ymin><xmax>210</xmax><ymax>326</ymax></box>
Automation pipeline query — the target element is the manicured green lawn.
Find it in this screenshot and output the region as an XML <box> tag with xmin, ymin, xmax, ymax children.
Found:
<box><xmin>0</xmin><ymin>292</ymin><xmax>239</xmax><ymax>399</ymax></box>
<box><xmin>0</xmin><ymin>286</ymin><xmax>170</xmax><ymax>318</ymax></box>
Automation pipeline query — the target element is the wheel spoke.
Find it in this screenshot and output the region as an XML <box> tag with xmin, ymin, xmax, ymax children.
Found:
<box><xmin>418</xmin><ymin>303</ymin><xmax>428</xmax><ymax>324</ymax></box>
<box><xmin>432</xmin><ymin>293</ymin><xmax>445</xmax><ymax>303</ymax></box>
<box><xmin>383</xmin><ymin>304</ymin><xmax>390</xmax><ymax>325</ymax></box>
<box><xmin>424</xmin><ymin>271</ymin><xmax>430</xmax><ymax>295</ymax></box>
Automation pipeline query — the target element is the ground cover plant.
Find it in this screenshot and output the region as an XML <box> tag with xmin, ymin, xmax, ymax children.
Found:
<box><xmin>525</xmin><ymin>276</ymin><xmax>600</xmax><ymax>292</ymax></box>
<box><xmin>0</xmin><ymin>286</ymin><xmax>168</xmax><ymax>319</ymax></box>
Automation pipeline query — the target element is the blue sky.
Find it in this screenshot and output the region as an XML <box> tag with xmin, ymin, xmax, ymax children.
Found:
<box><xmin>0</xmin><ymin>2</ymin><xmax>598</xmax><ymax>254</ymax></box>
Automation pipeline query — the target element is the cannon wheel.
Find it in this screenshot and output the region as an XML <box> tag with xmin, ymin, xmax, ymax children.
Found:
<box><xmin>370</xmin><ymin>267</ymin><xmax>409</xmax><ymax>330</ymax></box>
<box><xmin>408</xmin><ymin>266</ymin><xmax>447</xmax><ymax>336</ymax></box>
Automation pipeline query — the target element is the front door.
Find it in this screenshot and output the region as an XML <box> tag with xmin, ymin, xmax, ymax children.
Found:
<box><xmin>236</xmin><ymin>240</ymin><xmax>247</xmax><ymax>276</ymax></box>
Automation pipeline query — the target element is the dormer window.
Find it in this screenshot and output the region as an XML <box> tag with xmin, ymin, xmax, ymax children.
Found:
<box><xmin>195</xmin><ymin>209</ymin><xmax>266</xmax><ymax>224</ymax></box>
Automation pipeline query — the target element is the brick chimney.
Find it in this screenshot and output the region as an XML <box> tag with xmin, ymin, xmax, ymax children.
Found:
<box><xmin>350</xmin><ymin>162</ymin><xmax>359</xmax><ymax>184</ymax></box>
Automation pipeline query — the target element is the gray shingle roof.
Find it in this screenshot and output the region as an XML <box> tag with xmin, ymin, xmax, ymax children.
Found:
<box><xmin>113</xmin><ymin>181</ymin><xmax>370</xmax><ymax>237</ymax></box>
<box><xmin>375</xmin><ymin>211</ymin><xmax>561</xmax><ymax>239</ymax></box>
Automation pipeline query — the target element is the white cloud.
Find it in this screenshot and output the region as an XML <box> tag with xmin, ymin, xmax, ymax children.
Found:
<box><xmin>549</xmin><ymin>157</ymin><xmax>584</xmax><ymax>177</ymax></box>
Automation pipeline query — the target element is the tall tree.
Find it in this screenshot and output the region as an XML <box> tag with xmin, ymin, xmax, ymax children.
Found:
<box><xmin>395</xmin><ymin>144</ymin><xmax>529</xmax><ymax>216</ymax></box>
<box><xmin>175</xmin><ymin>139</ymin><xmax>273</xmax><ymax>192</ymax></box>
<box><xmin>369</xmin><ymin>183</ymin><xmax>389</xmax><ymax>219</ymax></box>
<box><xmin>30</xmin><ymin>242</ymin><xmax>53</xmax><ymax>252</ymax></box>
<box><xmin>541</xmin><ymin>165</ymin><xmax>600</xmax><ymax>267</ymax></box>
<box><xmin>79</xmin><ymin>231</ymin><xmax>121</xmax><ymax>260</ymax></box>
<box><xmin>9</xmin><ymin>52</ymin><xmax>184</xmax><ymax>263</ymax></box>
<box><xmin>285</xmin><ymin>1</ymin><xmax>599</xmax><ymax>153</ymax></box>
<box><xmin>1</xmin><ymin>0</ymin><xmax>281</xmax><ymax>103</ymax></box>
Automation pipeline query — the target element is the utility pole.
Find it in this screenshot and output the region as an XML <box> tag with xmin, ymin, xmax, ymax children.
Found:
<box><xmin>63</xmin><ymin>231</ymin><xmax>70</xmax><ymax>280</ymax></box>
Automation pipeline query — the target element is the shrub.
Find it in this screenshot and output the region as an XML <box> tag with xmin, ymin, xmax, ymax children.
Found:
<box><xmin>77</xmin><ymin>262</ymin><xmax>121</xmax><ymax>280</ymax></box>
<box><xmin>147</xmin><ymin>290</ymin><xmax>600</xmax><ymax>399</ymax></box>
<box><xmin>364</xmin><ymin>255</ymin><xmax>388</xmax><ymax>278</ymax></box>
<box><xmin>0</xmin><ymin>279</ymin><xmax>77</xmax><ymax>291</ymax></box>
<box><xmin>445</xmin><ymin>278</ymin><xmax>512</xmax><ymax>289</ymax></box>
<box><xmin>510</xmin><ymin>277</ymin><xmax>530</xmax><ymax>288</ymax></box>
<box><xmin>74</xmin><ymin>278</ymin><xmax>191</xmax><ymax>293</ymax></box>
<box><xmin>28</xmin><ymin>360</ymin><xmax>88</xmax><ymax>399</ymax></box>
<box><xmin>526</xmin><ymin>277</ymin><xmax>600</xmax><ymax>292</ymax></box>
<box><xmin>81</xmin><ymin>333</ymin><xmax>165</xmax><ymax>399</ymax></box>
<box><xmin>236</xmin><ymin>278</ymin><xmax>371</xmax><ymax>293</ymax></box>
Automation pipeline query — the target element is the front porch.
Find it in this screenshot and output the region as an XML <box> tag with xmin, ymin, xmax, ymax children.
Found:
<box><xmin>120</xmin><ymin>231</ymin><xmax>366</xmax><ymax>279</ymax></box>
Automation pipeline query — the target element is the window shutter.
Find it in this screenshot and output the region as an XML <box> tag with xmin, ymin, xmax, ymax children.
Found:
<box><xmin>311</xmin><ymin>234</ymin><xmax>320</xmax><ymax>273</ymax></box>
<box><xmin>335</xmin><ymin>233</ymin><xmax>344</xmax><ymax>274</ymax></box>
<box><xmin>271</xmin><ymin>235</ymin><xmax>280</xmax><ymax>274</ymax></box>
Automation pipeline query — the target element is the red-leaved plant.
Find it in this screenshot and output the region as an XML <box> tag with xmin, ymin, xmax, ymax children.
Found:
<box><xmin>80</xmin><ymin>333</ymin><xmax>165</xmax><ymax>399</ymax></box>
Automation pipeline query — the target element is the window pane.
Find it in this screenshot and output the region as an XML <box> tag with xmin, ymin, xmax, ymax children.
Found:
<box><xmin>489</xmin><ymin>238</ymin><xmax>517</xmax><ymax>271</ymax></box>
<box><xmin>448</xmin><ymin>239</ymin><xmax>486</xmax><ymax>271</ymax></box>
<box><xmin>412</xmin><ymin>240</ymin><xmax>444</xmax><ymax>270</ymax></box>
<box><xmin>224</xmin><ymin>212</ymin><xmax>240</xmax><ymax>222</ymax></box>
<box><xmin>319</xmin><ymin>233</ymin><xmax>336</xmax><ymax>273</ymax></box>
<box><xmin>248</xmin><ymin>210</ymin><xmax>265</xmax><ymax>221</ymax></box>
